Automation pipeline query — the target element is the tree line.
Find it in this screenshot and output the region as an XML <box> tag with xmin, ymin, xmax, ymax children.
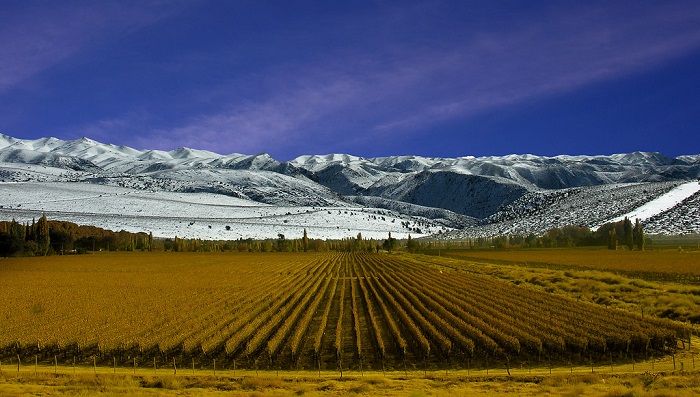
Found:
<box><xmin>1</xmin><ymin>218</ymin><xmax>405</xmax><ymax>257</ymax></box>
<box><xmin>0</xmin><ymin>217</ymin><xmax>153</xmax><ymax>257</ymax></box>
<box><xmin>1</xmin><ymin>215</ymin><xmax>646</xmax><ymax>258</ymax></box>
<box><xmin>424</xmin><ymin>217</ymin><xmax>646</xmax><ymax>250</ymax></box>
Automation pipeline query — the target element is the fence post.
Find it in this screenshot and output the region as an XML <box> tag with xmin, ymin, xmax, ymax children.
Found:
<box><xmin>672</xmin><ymin>352</ymin><xmax>676</xmax><ymax>371</ymax></box>
<box><xmin>631</xmin><ymin>351</ymin><xmax>635</xmax><ymax>372</ymax></box>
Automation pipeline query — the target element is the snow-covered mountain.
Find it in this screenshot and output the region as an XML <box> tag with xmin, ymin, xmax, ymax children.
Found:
<box><xmin>1</xmin><ymin>133</ymin><xmax>699</xmax><ymax>238</ymax></box>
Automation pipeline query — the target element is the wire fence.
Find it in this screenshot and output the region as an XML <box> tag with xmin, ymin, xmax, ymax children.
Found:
<box><xmin>1</xmin><ymin>351</ymin><xmax>696</xmax><ymax>379</ymax></box>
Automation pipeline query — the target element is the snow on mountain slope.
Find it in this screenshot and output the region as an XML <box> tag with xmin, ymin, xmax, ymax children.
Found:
<box><xmin>602</xmin><ymin>181</ymin><xmax>700</xmax><ymax>227</ymax></box>
<box><xmin>365</xmin><ymin>170</ymin><xmax>528</xmax><ymax>219</ymax></box>
<box><xmin>0</xmin><ymin>182</ymin><xmax>446</xmax><ymax>239</ymax></box>
<box><xmin>1</xmin><ymin>134</ymin><xmax>699</xmax><ymax>238</ymax></box>
<box><xmin>291</xmin><ymin>151</ymin><xmax>699</xmax><ymax>218</ymax></box>
<box><xmin>0</xmin><ymin>162</ymin><xmax>77</xmax><ymax>182</ymax></box>
<box><xmin>0</xmin><ymin>148</ymin><xmax>101</xmax><ymax>171</ymax></box>
<box><xmin>643</xmin><ymin>187</ymin><xmax>700</xmax><ymax>234</ymax></box>
<box><xmin>81</xmin><ymin>168</ymin><xmax>348</xmax><ymax>207</ymax></box>
<box><xmin>442</xmin><ymin>181</ymin><xmax>684</xmax><ymax>238</ymax></box>
<box><xmin>348</xmin><ymin>195</ymin><xmax>477</xmax><ymax>228</ymax></box>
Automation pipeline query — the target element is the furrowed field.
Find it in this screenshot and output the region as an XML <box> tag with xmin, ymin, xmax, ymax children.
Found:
<box><xmin>0</xmin><ymin>251</ymin><xmax>690</xmax><ymax>376</ymax></box>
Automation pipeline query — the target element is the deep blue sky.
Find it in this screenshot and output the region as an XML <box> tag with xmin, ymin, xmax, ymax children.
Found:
<box><xmin>2</xmin><ymin>1</ymin><xmax>700</xmax><ymax>160</ymax></box>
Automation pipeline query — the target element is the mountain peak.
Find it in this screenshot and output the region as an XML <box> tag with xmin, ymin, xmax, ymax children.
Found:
<box><xmin>1</xmin><ymin>133</ymin><xmax>699</xmax><ymax>236</ymax></box>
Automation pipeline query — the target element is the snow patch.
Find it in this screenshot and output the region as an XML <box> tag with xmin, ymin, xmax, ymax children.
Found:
<box><xmin>598</xmin><ymin>181</ymin><xmax>700</xmax><ymax>228</ymax></box>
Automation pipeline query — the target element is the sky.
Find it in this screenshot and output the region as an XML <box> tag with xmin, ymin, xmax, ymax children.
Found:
<box><xmin>2</xmin><ymin>1</ymin><xmax>700</xmax><ymax>161</ymax></box>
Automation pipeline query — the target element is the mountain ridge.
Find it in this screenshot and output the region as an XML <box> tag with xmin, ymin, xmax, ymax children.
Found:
<box><xmin>1</xmin><ymin>133</ymin><xmax>699</xmax><ymax>238</ymax></box>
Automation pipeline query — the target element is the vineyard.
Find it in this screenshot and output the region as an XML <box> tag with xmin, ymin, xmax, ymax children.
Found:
<box><xmin>0</xmin><ymin>252</ymin><xmax>688</xmax><ymax>372</ymax></box>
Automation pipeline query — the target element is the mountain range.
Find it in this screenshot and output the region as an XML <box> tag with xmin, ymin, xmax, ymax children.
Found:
<box><xmin>1</xmin><ymin>133</ymin><xmax>699</xmax><ymax>239</ymax></box>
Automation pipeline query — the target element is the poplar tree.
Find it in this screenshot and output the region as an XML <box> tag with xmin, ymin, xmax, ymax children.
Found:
<box><xmin>623</xmin><ymin>217</ymin><xmax>633</xmax><ymax>250</ymax></box>
<box><xmin>633</xmin><ymin>218</ymin><xmax>645</xmax><ymax>251</ymax></box>
<box><xmin>383</xmin><ymin>232</ymin><xmax>396</xmax><ymax>252</ymax></box>
<box><xmin>302</xmin><ymin>228</ymin><xmax>309</xmax><ymax>252</ymax></box>
<box><xmin>406</xmin><ymin>234</ymin><xmax>418</xmax><ymax>253</ymax></box>
<box><xmin>607</xmin><ymin>228</ymin><xmax>617</xmax><ymax>250</ymax></box>
<box><xmin>37</xmin><ymin>214</ymin><xmax>50</xmax><ymax>256</ymax></box>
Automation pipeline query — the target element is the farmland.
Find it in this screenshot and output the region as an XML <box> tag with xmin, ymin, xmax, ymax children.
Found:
<box><xmin>429</xmin><ymin>248</ymin><xmax>700</xmax><ymax>276</ymax></box>
<box><xmin>0</xmin><ymin>252</ymin><xmax>688</xmax><ymax>375</ymax></box>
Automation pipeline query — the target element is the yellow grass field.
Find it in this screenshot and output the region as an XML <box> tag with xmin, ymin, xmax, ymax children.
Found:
<box><xmin>1</xmin><ymin>363</ymin><xmax>699</xmax><ymax>396</ymax></box>
<box><xmin>1</xmin><ymin>250</ymin><xmax>698</xmax><ymax>395</ymax></box>
<box><xmin>436</xmin><ymin>247</ymin><xmax>700</xmax><ymax>276</ymax></box>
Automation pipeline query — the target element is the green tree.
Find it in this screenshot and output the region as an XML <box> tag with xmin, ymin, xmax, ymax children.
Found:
<box><xmin>354</xmin><ymin>232</ymin><xmax>364</xmax><ymax>252</ymax></box>
<box><xmin>623</xmin><ymin>217</ymin><xmax>633</xmax><ymax>250</ymax></box>
<box><xmin>633</xmin><ymin>218</ymin><xmax>644</xmax><ymax>251</ymax></box>
<box><xmin>608</xmin><ymin>228</ymin><xmax>617</xmax><ymax>250</ymax></box>
<box><xmin>383</xmin><ymin>232</ymin><xmax>397</xmax><ymax>253</ymax></box>
<box><xmin>406</xmin><ymin>234</ymin><xmax>418</xmax><ymax>253</ymax></box>
<box><xmin>277</xmin><ymin>234</ymin><xmax>289</xmax><ymax>252</ymax></box>
<box><xmin>37</xmin><ymin>214</ymin><xmax>50</xmax><ymax>256</ymax></box>
<box><xmin>9</xmin><ymin>219</ymin><xmax>26</xmax><ymax>255</ymax></box>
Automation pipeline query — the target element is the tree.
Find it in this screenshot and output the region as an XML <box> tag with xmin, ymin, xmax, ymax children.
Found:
<box><xmin>37</xmin><ymin>214</ymin><xmax>50</xmax><ymax>256</ymax></box>
<box><xmin>302</xmin><ymin>228</ymin><xmax>309</xmax><ymax>252</ymax></box>
<box><xmin>406</xmin><ymin>234</ymin><xmax>418</xmax><ymax>253</ymax></box>
<box><xmin>8</xmin><ymin>219</ymin><xmax>26</xmax><ymax>255</ymax></box>
<box><xmin>383</xmin><ymin>232</ymin><xmax>397</xmax><ymax>253</ymax></box>
<box><xmin>633</xmin><ymin>218</ymin><xmax>644</xmax><ymax>251</ymax></box>
<box><xmin>623</xmin><ymin>217</ymin><xmax>633</xmax><ymax>250</ymax></box>
<box><xmin>277</xmin><ymin>234</ymin><xmax>289</xmax><ymax>252</ymax></box>
<box><xmin>607</xmin><ymin>228</ymin><xmax>617</xmax><ymax>250</ymax></box>
<box><xmin>354</xmin><ymin>232</ymin><xmax>363</xmax><ymax>252</ymax></box>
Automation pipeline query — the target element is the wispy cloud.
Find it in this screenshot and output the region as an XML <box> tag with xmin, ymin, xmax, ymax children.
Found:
<box><xmin>70</xmin><ymin>2</ymin><xmax>700</xmax><ymax>158</ymax></box>
<box><xmin>182</xmin><ymin>4</ymin><xmax>700</xmax><ymax>154</ymax></box>
<box><xmin>373</xmin><ymin>2</ymin><xmax>700</xmax><ymax>132</ymax></box>
<box><xmin>0</xmin><ymin>2</ymin><xmax>191</xmax><ymax>94</ymax></box>
<box><xmin>129</xmin><ymin>75</ymin><xmax>368</xmax><ymax>155</ymax></box>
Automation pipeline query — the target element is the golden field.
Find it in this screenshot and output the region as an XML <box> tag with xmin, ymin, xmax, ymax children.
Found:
<box><xmin>435</xmin><ymin>247</ymin><xmax>700</xmax><ymax>276</ymax></box>
<box><xmin>0</xmin><ymin>250</ymin><xmax>698</xmax><ymax>396</ymax></box>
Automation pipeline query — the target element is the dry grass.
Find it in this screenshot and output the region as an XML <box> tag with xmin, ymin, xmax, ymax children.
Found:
<box><xmin>0</xmin><ymin>251</ymin><xmax>324</xmax><ymax>353</ymax></box>
<box><xmin>3</xmin><ymin>251</ymin><xmax>683</xmax><ymax>370</ymax></box>
<box><xmin>417</xmin><ymin>249</ymin><xmax>700</xmax><ymax>324</ymax></box>
<box><xmin>437</xmin><ymin>247</ymin><xmax>700</xmax><ymax>275</ymax></box>
<box><xmin>1</xmin><ymin>370</ymin><xmax>699</xmax><ymax>396</ymax></box>
<box><xmin>1</xmin><ymin>249</ymin><xmax>697</xmax><ymax>395</ymax></box>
